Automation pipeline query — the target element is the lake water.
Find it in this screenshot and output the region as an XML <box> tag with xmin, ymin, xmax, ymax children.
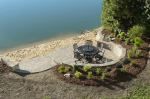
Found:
<box><xmin>0</xmin><ymin>0</ymin><xmax>102</xmax><ymax>51</ymax></box>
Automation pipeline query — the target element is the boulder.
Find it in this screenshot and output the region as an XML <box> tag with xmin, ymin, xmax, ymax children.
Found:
<box><xmin>64</xmin><ymin>73</ymin><xmax>71</xmax><ymax>78</ymax></box>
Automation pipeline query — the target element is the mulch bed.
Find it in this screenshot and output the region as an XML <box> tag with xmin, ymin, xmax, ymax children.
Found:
<box><xmin>52</xmin><ymin>65</ymin><xmax>117</xmax><ymax>86</ymax></box>
<box><xmin>0</xmin><ymin>59</ymin><xmax>13</xmax><ymax>74</ymax></box>
<box><xmin>53</xmin><ymin>38</ymin><xmax>149</xmax><ymax>86</ymax></box>
<box><xmin>119</xmin><ymin>39</ymin><xmax>149</xmax><ymax>76</ymax></box>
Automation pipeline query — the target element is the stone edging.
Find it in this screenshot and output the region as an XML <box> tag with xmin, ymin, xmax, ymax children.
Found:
<box><xmin>73</xmin><ymin>41</ymin><xmax>126</xmax><ymax>67</ymax></box>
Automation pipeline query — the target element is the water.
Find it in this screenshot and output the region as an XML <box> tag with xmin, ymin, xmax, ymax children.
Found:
<box><xmin>0</xmin><ymin>0</ymin><xmax>102</xmax><ymax>51</ymax></box>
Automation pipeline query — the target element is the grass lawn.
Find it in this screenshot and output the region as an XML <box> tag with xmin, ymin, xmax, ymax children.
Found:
<box><xmin>121</xmin><ymin>84</ymin><xmax>150</xmax><ymax>99</ymax></box>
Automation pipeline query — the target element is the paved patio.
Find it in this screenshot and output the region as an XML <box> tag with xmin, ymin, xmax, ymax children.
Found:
<box><xmin>4</xmin><ymin>42</ymin><xmax>125</xmax><ymax>73</ymax></box>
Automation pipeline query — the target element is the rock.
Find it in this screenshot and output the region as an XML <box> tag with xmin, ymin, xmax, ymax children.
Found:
<box><xmin>111</xmin><ymin>38</ymin><xmax>116</xmax><ymax>41</ymax></box>
<box><xmin>96</xmin><ymin>28</ymin><xmax>104</xmax><ymax>42</ymax></box>
<box><xmin>64</xmin><ymin>73</ymin><xmax>71</xmax><ymax>78</ymax></box>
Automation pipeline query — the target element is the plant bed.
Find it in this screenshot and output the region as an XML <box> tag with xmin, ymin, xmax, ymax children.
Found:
<box><xmin>53</xmin><ymin>38</ymin><xmax>149</xmax><ymax>86</ymax></box>
<box><xmin>53</xmin><ymin>65</ymin><xmax>116</xmax><ymax>86</ymax></box>
<box><xmin>116</xmin><ymin>39</ymin><xmax>149</xmax><ymax>75</ymax></box>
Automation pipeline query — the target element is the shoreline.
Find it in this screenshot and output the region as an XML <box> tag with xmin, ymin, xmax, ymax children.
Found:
<box><xmin>0</xmin><ymin>28</ymin><xmax>100</xmax><ymax>62</ymax></box>
<box><xmin>0</xmin><ymin>32</ymin><xmax>80</xmax><ymax>54</ymax></box>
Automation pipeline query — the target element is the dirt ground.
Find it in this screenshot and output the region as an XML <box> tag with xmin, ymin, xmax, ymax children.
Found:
<box><xmin>0</xmin><ymin>60</ymin><xmax>149</xmax><ymax>99</ymax></box>
<box><xmin>0</xmin><ymin>45</ymin><xmax>149</xmax><ymax>99</ymax></box>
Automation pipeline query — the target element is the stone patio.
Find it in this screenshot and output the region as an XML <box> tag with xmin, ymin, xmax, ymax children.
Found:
<box><xmin>3</xmin><ymin>41</ymin><xmax>126</xmax><ymax>73</ymax></box>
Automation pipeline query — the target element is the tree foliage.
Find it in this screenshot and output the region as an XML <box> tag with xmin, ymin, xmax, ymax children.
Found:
<box><xmin>102</xmin><ymin>0</ymin><xmax>150</xmax><ymax>35</ymax></box>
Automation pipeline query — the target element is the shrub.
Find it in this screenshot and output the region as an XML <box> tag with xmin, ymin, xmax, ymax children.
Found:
<box><xmin>128</xmin><ymin>25</ymin><xmax>145</xmax><ymax>39</ymax></box>
<box><xmin>83</xmin><ymin>65</ymin><xmax>92</xmax><ymax>72</ymax></box>
<box><xmin>127</xmin><ymin>49</ymin><xmax>134</xmax><ymax>59</ymax></box>
<box><xmin>102</xmin><ymin>0</ymin><xmax>147</xmax><ymax>32</ymax></box>
<box><xmin>127</xmin><ymin>47</ymin><xmax>137</xmax><ymax>59</ymax></box>
<box><xmin>125</xmin><ymin>38</ymin><xmax>130</xmax><ymax>45</ymax></box>
<box><xmin>74</xmin><ymin>71</ymin><xmax>83</xmax><ymax>79</ymax></box>
<box><xmin>128</xmin><ymin>46</ymin><xmax>142</xmax><ymax>59</ymax></box>
<box><xmin>103</xmin><ymin>26</ymin><xmax>113</xmax><ymax>33</ymax></box>
<box><xmin>130</xmin><ymin>60</ymin><xmax>137</xmax><ymax>67</ymax></box>
<box><xmin>133</xmin><ymin>37</ymin><xmax>144</xmax><ymax>48</ymax></box>
<box><xmin>115</xmin><ymin>37</ymin><xmax>121</xmax><ymax>44</ymax></box>
<box><xmin>117</xmin><ymin>31</ymin><xmax>126</xmax><ymax>40</ymax></box>
<box><xmin>101</xmin><ymin>72</ymin><xmax>107</xmax><ymax>80</ymax></box>
<box><xmin>87</xmin><ymin>72</ymin><xmax>93</xmax><ymax>79</ymax></box>
<box><xmin>118</xmin><ymin>67</ymin><xmax>126</xmax><ymax>73</ymax></box>
<box><xmin>72</xmin><ymin>65</ymin><xmax>77</xmax><ymax>73</ymax></box>
<box><xmin>135</xmin><ymin>50</ymin><xmax>142</xmax><ymax>58</ymax></box>
<box><xmin>96</xmin><ymin>68</ymin><xmax>103</xmax><ymax>75</ymax></box>
<box><xmin>57</xmin><ymin>65</ymin><xmax>70</xmax><ymax>74</ymax></box>
<box><xmin>127</xmin><ymin>50</ymin><xmax>132</xmax><ymax>59</ymax></box>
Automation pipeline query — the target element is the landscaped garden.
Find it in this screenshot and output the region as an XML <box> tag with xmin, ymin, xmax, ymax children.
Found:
<box><xmin>53</xmin><ymin>0</ymin><xmax>150</xmax><ymax>86</ymax></box>
<box><xmin>0</xmin><ymin>0</ymin><xmax>149</xmax><ymax>99</ymax></box>
<box><xmin>53</xmin><ymin>26</ymin><xmax>149</xmax><ymax>86</ymax></box>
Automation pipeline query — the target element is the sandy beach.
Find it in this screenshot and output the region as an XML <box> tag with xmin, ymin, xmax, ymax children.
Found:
<box><xmin>0</xmin><ymin>28</ymin><xmax>99</xmax><ymax>62</ymax></box>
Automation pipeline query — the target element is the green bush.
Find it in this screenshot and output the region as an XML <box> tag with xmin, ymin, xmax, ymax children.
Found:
<box><xmin>83</xmin><ymin>65</ymin><xmax>92</xmax><ymax>72</ymax></box>
<box><xmin>114</xmin><ymin>37</ymin><xmax>121</xmax><ymax>44</ymax></box>
<box><xmin>87</xmin><ymin>72</ymin><xmax>93</xmax><ymax>79</ymax></box>
<box><xmin>133</xmin><ymin>37</ymin><xmax>144</xmax><ymax>47</ymax></box>
<box><xmin>96</xmin><ymin>68</ymin><xmax>103</xmax><ymax>75</ymax></box>
<box><xmin>135</xmin><ymin>50</ymin><xmax>142</xmax><ymax>58</ymax></box>
<box><xmin>128</xmin><ymin>25</ymin><xmax>145</xmax><ymax>39</ymax></box>
<box><xmin>102</xmin><ymin>0</ymin><xmax>147</xmax><ymax>32</ymax></box>
<box><xmin>128</xmin><ymin>46</ymin><xmax>142</xmax><ymax>59</ymax></box>
<box><xmin>103</xmin><ymin>26</ymin><xmax>113</xmax><ymax>33</ymax></box>
<box><xmin>57</xmin><ymin>65</ymin><xmax>70</xmax><ymax>74</ymax></box>
<box><xmin>74</xmin><ymin>71</ymin><xmax>83</xmax><ymax>79</ymax></box>
<box><xmin>125</xmin><ymin>38</ymin><xmax>130</xmax><ymax>45</ymax></box>
<box><xmin>127</xmin><ymin>47</ymin><xmax>139</xmax><ymax>59</ymax></box>
<box><xmin>101</xmin><ymin>72</ymin><xmax>107</xmax><ymax>80</ymax></box>
<box><xmin>127</xmin><ymin>50</ymin><xmax>132</xmax><ymax>59</ymax></box>
<box><xmin>118</xmin><ymin>67</ymin><xmax>126</xmax><ymax>73</ymax></box>
<box><xmin>117</xmin><ymin>31</ymin><xmax>126</xmax><ymax>40</ymax></box>
<box><xmin>130</xmin><ymin>60</ymin><xmax>137</xmax><ymax>67</ymax></box>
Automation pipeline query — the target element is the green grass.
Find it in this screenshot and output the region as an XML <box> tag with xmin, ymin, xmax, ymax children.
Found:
<box><xmin>121</xmin><ymin>84</ymin><xmax>150</xmax><ymax>99</ymax></box>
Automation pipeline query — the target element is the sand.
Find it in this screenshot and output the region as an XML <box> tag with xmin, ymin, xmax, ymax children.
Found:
<box><xmin>0</xmin><ymin>29</ymin><xmax>99</xmax><ymax>62</ymax></box>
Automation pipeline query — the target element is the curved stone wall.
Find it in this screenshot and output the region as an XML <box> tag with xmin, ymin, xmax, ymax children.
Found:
<box><xmin>75</xmin><ymin>41</ymin><xmax>126</xmax><ymax>67</ymax></box>
<box><xmin>78</xmin><ymin>32</ymin><xmax>126</xmax><ymax>67</ymax></box>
